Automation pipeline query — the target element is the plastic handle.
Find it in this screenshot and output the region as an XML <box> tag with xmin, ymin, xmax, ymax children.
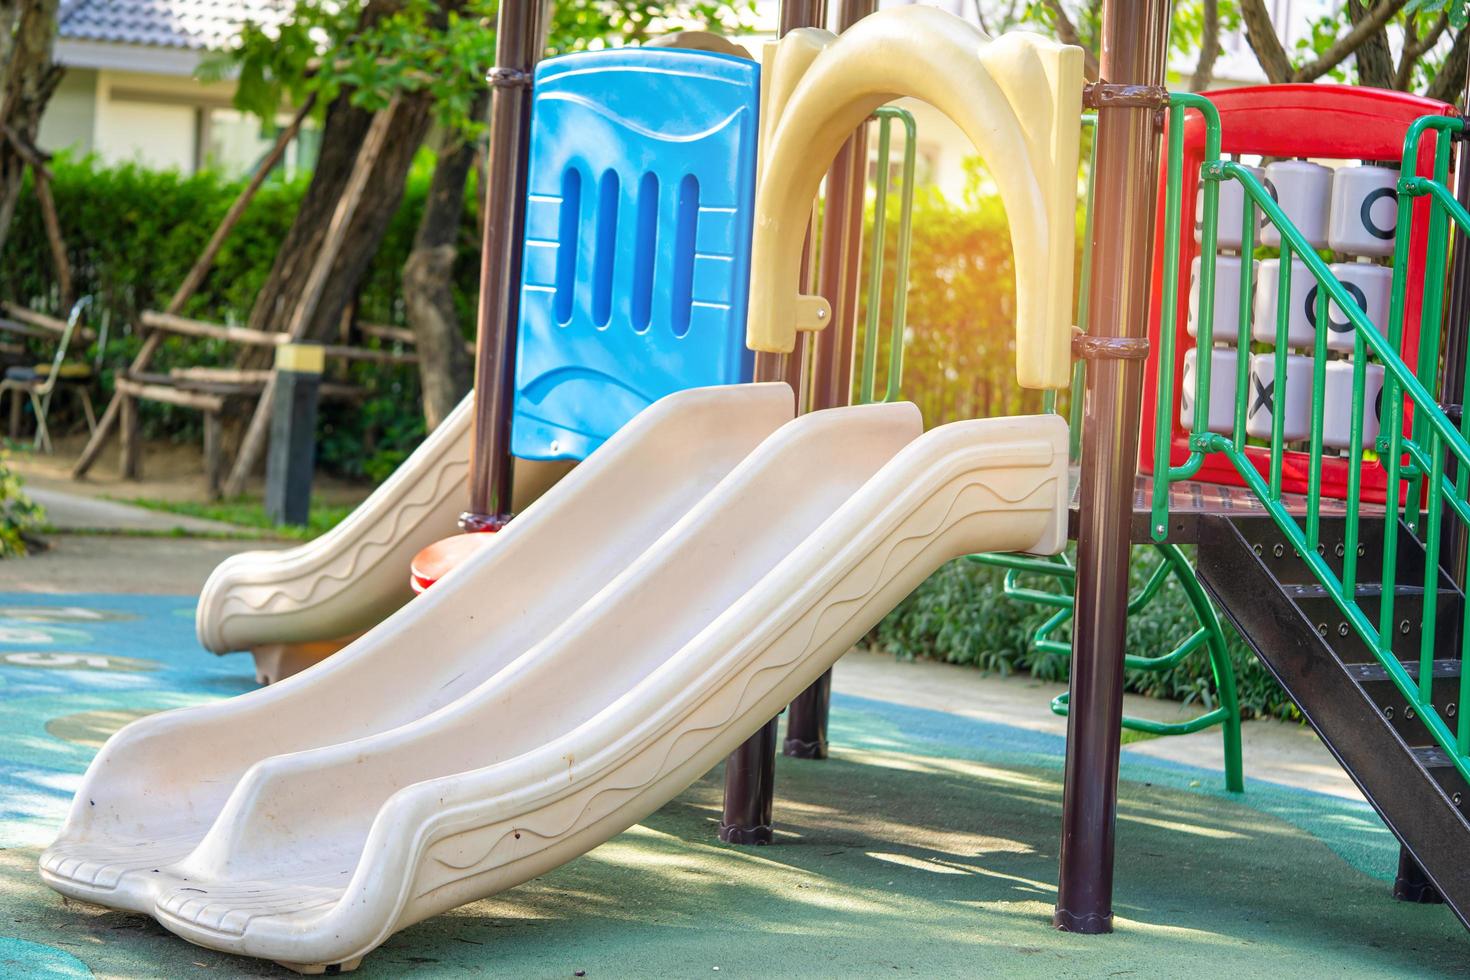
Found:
<box><xmin>746</xmin><ymin>6</ymin><xmax>1083</xmax><ymax>390</ymax></box>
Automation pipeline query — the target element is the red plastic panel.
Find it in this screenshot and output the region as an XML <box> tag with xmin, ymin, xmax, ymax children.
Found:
<box><xmin>1139</xmin><ymin>84</ymin><xmax>1455</xmax><ymax>504</ymax></box>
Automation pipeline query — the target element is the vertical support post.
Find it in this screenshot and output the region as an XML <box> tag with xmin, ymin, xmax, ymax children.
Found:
<box><xmin>720</xmin><ymin>0</ymin><xmax>829</xmax><ymax>845</ymax></box>
<box><xmin>461</xmin><ymin>0</ymin><xmax>547</xmax><ymax>531</ymax></box>
<box><xmin>1054</xmin><ymin>0</ymin><xmax>1172</xmax><ymax>935</ymax></box>
<box><xmin>784</xmin><ymin>0</ymin><xmax>875</xmax><ymax>762</ymax></box>
<box><xmin>203</xmin><ymin>411</ymin><xmax>223</xmax><ymax>501</ymax></box>
<box><xmin>264</xmin><ymin>343</ymin><xmax>324</xmax><ymax>526</ymax></box>
<box><xmin>1393</xmin><ymin>847</ymin><xmax>1445</xmax><ymax>903</ymax></box>
<box><xmin>719</xmin><ymin>717</ymin><xmax>779</xmax><ymax>844</ymax></box>
<box><xmin>119</xmin><ymin>393</ymin><xmax>140</xmax><ymax>481</ymax></box>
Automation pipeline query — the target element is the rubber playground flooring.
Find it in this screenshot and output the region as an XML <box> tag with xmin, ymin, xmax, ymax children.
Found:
<box><xmin>1</xmin><ymin>593</ymin><xmax>1467</xmax><ymax>978</ymax></box>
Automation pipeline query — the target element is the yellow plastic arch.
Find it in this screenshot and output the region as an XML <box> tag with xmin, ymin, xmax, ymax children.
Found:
<box><xmin>747</xmin><ymin>6</ymin><xmax>1083</xmax><ymax>390</ymax></box>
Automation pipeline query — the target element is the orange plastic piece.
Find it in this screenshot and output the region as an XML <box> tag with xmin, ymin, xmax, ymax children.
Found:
<box><xmin>409</xmin><ymin>531</ymin><xmax>501</xmax><ymax>593</ymax></box>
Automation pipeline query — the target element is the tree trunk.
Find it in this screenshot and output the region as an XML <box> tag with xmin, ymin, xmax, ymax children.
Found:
<box><xmin>1347</xmin><ymin>0</ymin><xmax>1394</xmax><ymax>89</ymax></box>
<box><xmin>1428</xmin><ymin>28</ymin><xmax>1470</xmax><ymax>104</ymax></box>
<box><xmin>241</xmin><ymin>0</ymin><xmax>435</xmax><ymax>353</ymax></box>
<box><xmin>403</xmin><ymin>99</ymin><xmax>484</xmax><ymax>430</ymax></box>
<box><xmin>1238</xmin><ymin>0</ymin><xmax>1293</xmax><ymax>83</ymax></box>
<box><xmin>0</xmin><ymin>0</ymin><xmax>61</xmax><ymax>258</ymax></box>
<box><xmin>243</xmin><ymin>91</ymin><xmax>435</xmax><ymax>349</ymax></box>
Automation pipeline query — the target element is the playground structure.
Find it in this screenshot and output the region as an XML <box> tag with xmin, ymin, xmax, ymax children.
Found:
<box><xmin>35</xmin><ymin>0</ymin><xmax>1470</xmax><ymax>972</ymax></box>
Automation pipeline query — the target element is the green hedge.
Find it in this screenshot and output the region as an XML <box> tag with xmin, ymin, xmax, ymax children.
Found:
<box><xmin>1</xmin><ymin>154</ymin><xmax>479</xmax><ymax>479</ymax></box>
<box><xmin>873</xmin><ymin>548</ymin><xmax>1299</xmax><ymax>722</ymax></box>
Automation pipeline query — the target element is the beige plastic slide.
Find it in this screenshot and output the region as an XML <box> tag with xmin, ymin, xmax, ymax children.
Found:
<box><xmin>42</xmin><ymin>395</ymin><xmax>1066</xmax><ymax>973</ymax></box>
<box><xmin>194</xmin><ymin>392</ymin><xmax>571</xmax><ymax>681</ymax></box>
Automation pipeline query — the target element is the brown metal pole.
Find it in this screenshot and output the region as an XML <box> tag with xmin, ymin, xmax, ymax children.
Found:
<box><xmin>720</xmin><ymin>0</ymin><xmax>829</xmax><ymax>845</ymax></box>
<box><xmin>462</xmin><ymin>0</ymin><xmax>547</xmax><ymax>530</ymax></box>
<box><xmin>1054</xmin><ymin>0</ymin><xmax>1172</xmax><ymax>934</ymax></box>
<box><xmin>784</xmin><ymin>0</ymin><xmax>875</xmax><ymax>761</ymax></box>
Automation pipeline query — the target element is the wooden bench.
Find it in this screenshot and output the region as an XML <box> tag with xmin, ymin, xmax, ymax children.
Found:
<box><xmin>115</xmin><ymin>311</ymin><xmax>408</xmax><ymax>497</ymax></box>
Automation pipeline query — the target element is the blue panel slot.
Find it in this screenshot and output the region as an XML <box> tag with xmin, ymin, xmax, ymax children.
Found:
<box><xmin>511</xmin><ymin>48</ymin><xmax>760</xmax><ymax>461</ymax></box>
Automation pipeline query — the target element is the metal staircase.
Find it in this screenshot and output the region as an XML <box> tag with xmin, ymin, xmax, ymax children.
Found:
<box><xmin>1195</xmin><ymin>512</ymin><xmax>1470</xmax><ymax>926</ymax></box>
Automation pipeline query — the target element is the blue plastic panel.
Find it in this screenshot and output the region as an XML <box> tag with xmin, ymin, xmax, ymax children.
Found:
<box><xmin>511</xmin><ymin>48</ymin><xmax>760</xmax><ymax>461</ymax></box>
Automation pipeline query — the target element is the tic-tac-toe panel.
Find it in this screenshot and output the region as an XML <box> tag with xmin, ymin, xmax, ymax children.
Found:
<box><xmin>512</xmin><ymin>49</ymin><xmax>760</xmax><ymax>461</ymax></box>
<box><xmin>1141</xmin><ymin>84</ymin><xmax>1456</xmax><ymax>504</ymax></box>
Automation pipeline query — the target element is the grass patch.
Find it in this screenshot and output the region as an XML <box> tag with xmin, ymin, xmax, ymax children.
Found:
<box><xmin>119</xmin><ymin>497</ymin><xmax>353</xmax><ymax>541</ymax></box>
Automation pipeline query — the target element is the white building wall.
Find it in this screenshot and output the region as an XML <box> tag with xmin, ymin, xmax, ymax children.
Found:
<box><xmin>36</xmin><ymin>69</ymin><xmax>99</xmax><ymax>158</ymax></box>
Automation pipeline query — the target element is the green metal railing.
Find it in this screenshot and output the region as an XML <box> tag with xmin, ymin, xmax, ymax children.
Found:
<box><xmin>1154</xmin><ymin>94</ymin><xmax>1470</xmax><ymax>785</ymax></box>
<box><xmin>855</xmin><ymin>106</ymin><xmax>916</xmax><ymax>404</ymax></box>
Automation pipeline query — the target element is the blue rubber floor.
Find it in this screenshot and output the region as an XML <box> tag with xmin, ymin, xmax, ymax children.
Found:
<box><xmin>1</xmin><ymin>593</ymin><xmax>1466</xmax><ymax>977</ymax></box>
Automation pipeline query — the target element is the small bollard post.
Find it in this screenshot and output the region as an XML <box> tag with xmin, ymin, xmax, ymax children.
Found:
<box><xmin>264</xmin><ymin>343</ymin><xmax>324</xmax><ymax>526</ymax></box>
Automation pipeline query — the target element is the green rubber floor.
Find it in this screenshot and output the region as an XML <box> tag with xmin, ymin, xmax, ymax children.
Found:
<box><xmin>2</xmin><ymin>594</ymin><xmax>1467</xmax><ymax>977</ymax></box>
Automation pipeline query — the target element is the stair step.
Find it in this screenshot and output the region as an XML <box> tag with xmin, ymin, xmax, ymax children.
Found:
<box><xmin>1345</xmin><ymin>660</ymin><xmax>1463</xmax><ymax>683</ymax></box>
<box><xmin>1412</xmin><ymin>745</ymin><xmax>1457</xmax><ymax>771</ymax></box>
<box><xmin>1281</xmin><ymin>583</ymin><xmax>1455</xmax><ymax>600</ymax></box>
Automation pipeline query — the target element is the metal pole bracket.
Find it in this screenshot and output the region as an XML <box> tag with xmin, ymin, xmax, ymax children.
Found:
<box><xmin>1072</xmin><ymin>334</ymin><xmax>1149</xmax><ymax>361</ymax></box>
<box><xmin>1082</xmin><ymin>82</ymin><xmax>1169</xmax><ymax>110</ymax></box>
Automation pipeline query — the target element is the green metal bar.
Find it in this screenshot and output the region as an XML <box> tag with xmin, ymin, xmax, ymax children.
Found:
<box><xmin>853</xmin><ymin>107</ymin><xmax>917</xmax><ymax>407</ymax></box>
<box><xmin>1126</xmin><ymin>556</ymin><xmax>1173</xmax><ymax>615</ymax></box>
<box><xmin>1307</xmin><ymin>280</ymin><xmax>1328</xmax><ymax>550</ymax></box>
<box><xmin>1151</xmin><ymin>95</ymin><xmax>1223</xmax><ymax>540</ymax></box>
<box><xmin>1422</xmin><ymin>430</ymin><xmax>1444</xmax><ymax>704</ymax></box>
<box><xmin>1157</xmin><ymin>540</ymin><xmax>1243</xmax><ymax>791</ymax></box>
<box><xmin>1405</xmin><ymin>132</ymin><xmax>1455</xmax><ymax>535</ymax></box>
<box><xmin>859</xmin><ymin>114</ymin><xmax>892</xmax><ymax>405</ymax></box>
<box><xmin>1003</xmin><ymin>567</ymin><xmax>1074</xmax><ymax>609</ymax></box>
<box><xmin>1051</xmin><ymin>692</ymin><xmax>1232</xmax><ymax>737</ymax></box>
<box><xmin>1270</xmin><ymin>241</ymin><xmax>1291</xmax><ymax>500</ymax></box>
<box><xmin>1400</xmin><ymin>436</ymin><xmax>1470</xmax><ymax>525</ymax></box>
<box><xmin>966</xmin><ymin>551</ymin><xmax>1076</xmax><ymax>578</ymax></box>
<box><xmin>1343</xmin><ymin>329</ymin><xmax>1365</xmax><ymax>598</ymax></box>
<box><xmin>881</xmin><ymin>107</ymin><xmax>915</xmax><ymax>404</ymax></box>
<box><xmin>1233</xmin><ymin>192</ymin><xmax>1255</xmax><ymax>456</ymax></box>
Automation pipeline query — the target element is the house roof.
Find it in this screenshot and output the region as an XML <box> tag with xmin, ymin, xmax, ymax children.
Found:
<box><xmin>58</xmin><ymin>0</ymin><xmax>290</xmax><ymax>51</ymax></box>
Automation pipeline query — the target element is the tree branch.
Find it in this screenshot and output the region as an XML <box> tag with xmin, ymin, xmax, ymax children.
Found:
<box><xmin>1396</xmin><ymin>12</ymin><xmax>1449</xmax><ymax>89</ymax></box>
<box><xmin>1238</xmin><ymin>0</ymin><xmax>1292</xmax><ymax>83</ymax></box>
<box><xmin>1292</xmin><ymin>0</ymin><xmax>1410</xmax><ymax>82</ymax></box>
<box><xmin>1427</xmin><ymin>27</ymin><xmax>1470</xmax><ymax>104</ymax></box>
<box><xmin>1042</xmin><ymin>0</ymin><xmax>1099</xmax><ymax>81</ymax></box>
<box><xmin>1189</xmin><ymin>0</ymin><xmax>1222</xmax><ymax>92</ymax></box>
<box><xmin>1347</xmin><ymin>0</ymin><xmax>1394</xmax><ymax>88</ymax></box>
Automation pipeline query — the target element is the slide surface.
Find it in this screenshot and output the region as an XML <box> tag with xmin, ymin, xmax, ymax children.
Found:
<box><xmin>42</xmin><ymin>392</ymin><xmax>1066</xmax><ymax>973</ymax></box>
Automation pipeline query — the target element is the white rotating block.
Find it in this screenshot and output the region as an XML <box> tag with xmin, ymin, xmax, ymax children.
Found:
<box><xmin>1196</xmin><ymin>164</ymin><xmax>1265</xmax><ymax>250</ymax></box>
<box><xmin>1313</xmin><ymin>263</ymin><xmax>1392</xmax><ymax>353</ymax></box>
<box><xmin>1187</xmin><ymin>253</ymin><xmax>1246</xmax><ymax>344</ymax></box>
<box><xmin>1246</xmin><ymin>352</ymin><xmax>1313</xmax><ymax>442</ymax></box>
<box><xmin>1180</xmin><ymin>347</ymin><xmax>1242</xmax><ymax>436</ymax></box>
<box><xmin>1253</xmin><ymin>257</ymin><xmax>1315</xmax><ymax>349</ymax></box>
<box><xmin>1322</xmin><ymin>359</ymin><xmax>1386</xmax><ymax>451</ymax></box>
<box><xmin>1328</xmin><ymin>165</ymin><xmax>1398</xmax><ymax>257</ymax></box>
<box><xmin>1260</xmin><ymin>160</ymin><xmax>1332</xmax><ymax>249</ymax></box>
